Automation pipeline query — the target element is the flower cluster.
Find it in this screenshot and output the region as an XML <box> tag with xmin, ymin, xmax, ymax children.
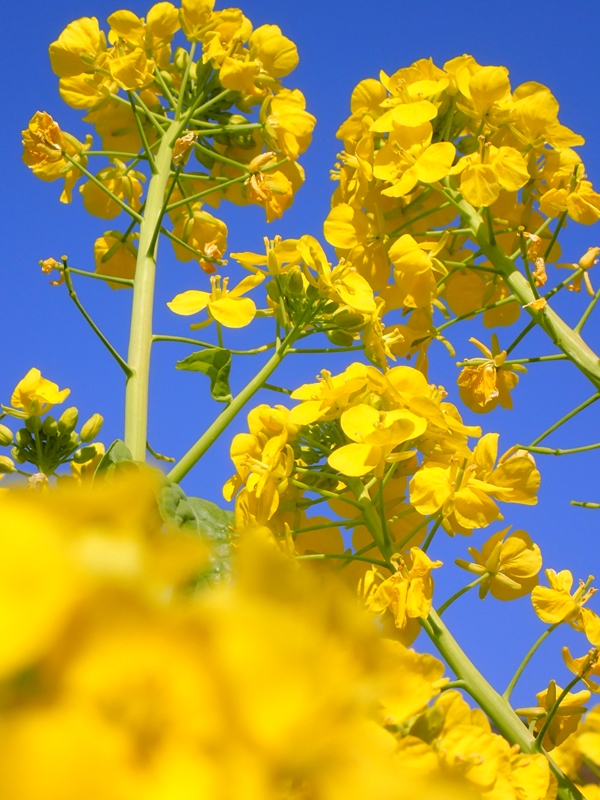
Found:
<box><xmin>22</xmin><ymin>1</ymin><xmax>316</xmax><ymax>287</ymax></box>
<box><xmin>325</xmin><ymin>56</ymin><xmax>600</xmax><ymax>404</ymax></box>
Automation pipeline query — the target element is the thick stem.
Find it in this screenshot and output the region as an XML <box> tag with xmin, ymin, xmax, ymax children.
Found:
<box><xmin>124</xmin><ymin>120</ymin><xmax>180</xmax><ymax>460</ymax></box>
<box><xmin>424</xmin><ymin>611</ymin><xmax>585</xmax><ymax>800</ymax></box>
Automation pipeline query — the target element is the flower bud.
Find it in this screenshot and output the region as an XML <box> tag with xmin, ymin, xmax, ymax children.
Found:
<box><xmin>331</xmin><ymin>308</ymin><xmax>366</xmax><ymax>330</ymax></box>
<box><xmin>0</xmin><ymin>424</ymin><xmax>13</xmax><ymax>446</ymax></box>
<box><xmin>11</xmin><ymin>446</ymin><xmax>27</xmax><ymax>464</ymax></box>
<box><xmin>266</xmin><ymin>281</ymin><xmax>281</xmax><ymax>302</ymax></box>
<box><xmin>72</xmin><ymin>444</ymin><xmax>100</xmax><ymax>464</ymax></box>
<box><xmin>58</xmin><ymin>407</ymin><xmax>79</xmax><ymax>435</ymax></box>
<box><xmin>173</xmin><ymin>46</ymin><xmax>188</xmax><ymax>72</ymax></box>
<box><xmin>42</xmin><ymin>416</ymin><xmax>58</xmax><ymax>437</ymax></box>
<box><xmin>15</xmin><ymin>429</ymin><xmax>32</xmax><ymax>448</ymax></box>
<box><xmin>0</xmin><ymin>455</ymin><xmax>16</xmax><ymax>474</ymax></box>
<box><xmin>326</xmin><ymin>329</ymin><xmax>357</xmax><ymax>347</ymax></box>
<box><xmin>287</xmin><ymin>266</ymin><xmax>304</xmax><ymax>296</ymax></box>
<box><xmin>25</xmin><ymin>416</ymin><xmax>42</xmax><ymax>434</ymax></box>
<box><xmin>80</xmin><ymin>413</ymin><xmax>104</xmax><ymax>442</ymax></box>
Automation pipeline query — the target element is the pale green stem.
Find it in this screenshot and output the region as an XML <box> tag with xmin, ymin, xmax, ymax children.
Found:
<box><xmin>289</xmin><ymin>479</ymin><xmax>363</xmax><ymax>509</ymax></box>
<box><xmin>152</xmin><ymin>334</ymin><xmax>275</xmax><ymax>355</ymax></box>
<box><xmin>423</xmin><ymin>611</ymin><xmax>584</xmax><ymax>800</ymax></box>
<box><xmin>128</xmin><ymin>91</ymin><xmax>157</xmax><ymax>173</ymax></box>
<box><xmin>571</xmin><ymin>500</ymin><xmax>600</xmax><ymax>509</ymax></box>
<box><xmin>530</xmin><ymin>393</ymin><xmax>600</xmax><ymax>446</ymax></box>
<box><xmin>575</xmin><ymin>286</ymin><xmax>600</xmax><ymax>333</ymax></box>
<box><xmin>441</xmin><ymin>183</ymin><xmax>600</xmax><ymax>392</ymax></box>
<box><xmin>124</xmin><ymin>120</ymin><xmax>180</xmax><ymax>460</ymax></box>
<box><xmin>61</xmin><ymin>152</ymin><xmax>142</xmax><ymax>222</ymax></box>
<box><xmin>49</xmin><ymin>264</ymin><xmax>134</xmax><ymax>287</ymax></box>
<box><xmin>296</xmin><ymin>553</ymin><xmax>393</xmax><ymax>571</ymax></box>
<box><xmin>167</xmin><ymin>324</ymin><xmax>303</xmax><ymax>483</ymax></box>
<box><xmin>436</xmin><ymin>574</ymin><xmax>488</xmax><ymax>616</ymax></box>
<box><xmin>62</xmin><ymin>262</ymin><xmax>132</xmax><ymax>377</ymax></box>
<box><xmin>456</xmin><ymin>354</ymin><xmax>567</xmax><ymax>367</ymax></box>
<box><xmin>175</xmin><ymin>41</ymin><xmax>197</xmax><ymax>119</ymax></box>
<box><xmin>437</xmin><ymin>295</ymin><xmax>518</xmax><ymax>331</ymax></box>
<box><xmin>345</xmin><ymin>477</ymin><xmax>393</xmax><ymax>560</ymax></box>
<box><xmin>503</xmin><ymin>624</ymin><xmax>558</xmax><ymax>701</ymax></box>
<box><xmin>519</xmin><ymin>442</ymin><xmax>600</xmax><ymax>456</ymax></box>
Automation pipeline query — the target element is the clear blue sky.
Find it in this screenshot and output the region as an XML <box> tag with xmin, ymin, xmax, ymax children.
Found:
<box><xmin>4</xmin><ymin>0</ymin><xmax>600</xmax><ymax>706</ymax></box>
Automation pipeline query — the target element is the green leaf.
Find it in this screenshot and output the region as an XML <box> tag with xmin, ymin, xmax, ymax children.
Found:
<box><xmin>157</xmin><ymin>479</ymin><xmax>235</xmax><ymax>586</ymax></box>
<box><xmin>93</xmin><ymin>439</ymin><xmax>136</xmax><ymax>479</ymax></box>
<box><xmin>176</xmin><ymin>348</ymin><xmax>232</xmax><ymax>403</ymax></box>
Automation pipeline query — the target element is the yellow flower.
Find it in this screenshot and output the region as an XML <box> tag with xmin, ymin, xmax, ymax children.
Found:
<box><xmin>245</xmin><ymin>166</ymin><xmax>297</xmax><ymax>222</ymax></box>
<box><xmin>364</xmin><ymin>547</ymin><xmax>442</xmax><ymax>642</ymax></box>
<box><xmin>22</xmin><ymin>112</ymin><xmax>90</xmax><ymax>203</ymax></box>
<box><xmin>10</xmin><ymin>368</ymin><xmax>70</xmax><ymax>417</ymax></box>
<box><xmin>179</xmin><ymin>0</ymin><xmax>215</xmax><ymax>40</ymax></box>
<box><xmin>107</xmin><ymin>45</ymin><xmax>155</xmax><ymax>91</ymax></box>
<box><xmin>532</xmin><ymin>570</ymin><xmax>600</xmax><ymax>646</ymax></box>
<box><xmin>261</xmin><ymin>89</ymin><xmax>316</xmax><ymax>161</ymax></box>
<box><xmin>48</xmin><ymin>16</ymin><xmax>106</xmax><ymax>77</ymax></box>
<box><xmin>169</xmin><ymin>204</ymin><xmax>228</xmax><ymax>267</ymax></box>
<box><xmin>328</xmin><ymin>403</ymin><xmax>426</xmax><ymax>477</ymax></box>
<box><xmin>563</xmin><ymin>647</ymin><xmax>600</xmax><ymax>694</ymax></box>
<box><xmin>80</xmin><ymin>160</ymin><xmax>145</xmax><ymax>219</ymax></box>
<box><xmin>93</xmin><ymin>232</ymin><xmax>138</xmax><ymax>289</ymax></box>
<box><xmin>452</xmin><ymin>144</ymin><xmax>530</xmax><ymax>208</ymax></box>
<box><xmin>520</xmin><ymin>680</ymin><xmax>590</xmax><ymax>750</ymax></box>
<box><xmin>168</xmin><ymin>273</ymin><xmax>265</xmax><ymax>329</ymax></box>
<box><xmin>457</xmin><ymin>336</ymin><xmax>524</xmax><ymax>414</ymax></box>
<box><xmin>373</xmin><ymin>124</ymin><xmax>456</xmax><ymax>198</ymax></box>
<box><xmin>84</xmin><ymin>97</ymin><xmax>159</xmax><ymax>154</ymax></box>
<box><xmin>455</xmin><ymin>526</ymin><xmax>542</xmax><ymax>600</ymax></box>
<box><xmin>297</xmin><ymin>234</ymin><xmax>376</xmax><ymax>315</ymax></box>
<box><xmin>384</xmin><ymin>233</ymin><xmax>444</xmax><ymax>310</ymax></box>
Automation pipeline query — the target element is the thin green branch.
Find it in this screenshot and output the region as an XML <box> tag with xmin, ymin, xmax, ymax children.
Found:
<box><xmin>571</xmin><ymin>500</ymin><xmax>600</xmax><ymax>509</ymax></box>
<box><xmin>575</xmin><ymin>286</ymin><xmax>600</xmax><ymax>334</ymax></box>
<box><xmin>456</xmin><ymin>354</ymin><xmax>567</xmax><ymax>367</ymax></box>
<box><xmin>503</xmin><ymin>624</ymin><xmax>558</xmax><ymax>701</ymax></box>
<box><xmin>437</xmin><ymin>295</ymin><xmax>518</xmax><ymax>331</ymax></box>
<box><xmin>296</xmin><ymin>552</ymin><xmax>394</xmax><ymax>571</ymax></box>
<box><xmin>152</xmin><ymin>334</ymin><xmax>275</xmax><ymax>355</ymax></box>
<box><xmin>530</xmin><ymin>393</ymin><xmax>600</xmax><ymax>446</ymax></box>
<box><xmin>534</xmin><ymin>674</ymin><xmax>585</xmax><ymax>751</ymax></box>
<box><xmin>437</xmin><ymin>574</ymin><xmax>488</xmax><ymax>616</ymax></box>
<box><xmin>519</xmin><ymin>442</ymin><xmax>600</xmax><ymax>456</ymax></box>
<box><xmin>61</xmin><ymin>261</ymin><xmax>132</xmax><ymax>377</ymax></box>
<box><xmin>61</xmin><ymin>152</ymin><xmax>142</xmax><ymax>222</ymax></box>
<box><xmin>46</xmin><ymin>263</ymin><xmax>134</xmax><ymax>287</ymax></box>
<box><xmin>127</xmin><ymin>91</ymin><xmax>157</xmax><ymax>173</ymax></box>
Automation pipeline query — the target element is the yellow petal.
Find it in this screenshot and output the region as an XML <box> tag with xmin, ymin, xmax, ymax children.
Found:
<box><xmin>460</xmin><ymin>164</ymin><xmax>500</xmax><ymax>208</ymax></box>
<box><xmin>167</xmin><ymin>290</ymin><xmax>210</xmax><ymax>316</ymax></box>
<box><xmin>415</xmin><ymin>142</ymin><xmax>456</xmax><ymax>183</ymax></box>
<box><xmin>328</xmin><ymin>443</ymin><xmax>382</xmax><ymax>477</ymax></box>
<box><xmin>209</xmin><ymin>296</ymin><xmax>256</xmax><ymax>328</ymax></box>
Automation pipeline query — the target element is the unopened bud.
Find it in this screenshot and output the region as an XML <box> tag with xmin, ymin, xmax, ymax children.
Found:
<box><xmin>0</xmin><ymin>424</ymin><xmax>13</xmax><ymax>446</ymax></box>
<box><xmin>58</xmin><ymin>407</ymin><xmax>79</xmax><ymax>435</ymax></box>
<box><xmin>332</xmin><ymin>308</ymin><xmax>366</xmax><ymax>330</ymax></box>
<box><xmin>173</xmin><ymin>132</ymin><xmax>197</xmax><ymax>166</ymax></box>
<box><xmin>72</xmin><ymin>444</ymin><xmax>100</xmax><ymax>464</ymax></box>
<box><xmin>68</xmin><ymin>431</ymin><xmax>81</xmax><ymax>450</ymax></box>
<box><xmin>25</xmin><ymin>416</ymin><xmax>42</xmax><ymax>434</ymax></box>
<box><xmin>173</xmin><ymin>47</ymin><xmax>188</xmax><ymax>72</ymax></box>
<box><xmin>11</xmin><ymin>446</ymin><xmax>27</xmax><ymax>464</ymax></box>
<box><xmin>266</xmin><ymin>281</ymin><xmax>281</xmax><ymax>302</ymax></box>
<box><xmin>287</xmin><ymin>266</ymin><xmax>304</xmax><ymax>296</ymax></box>
<box><xmin>326</xmin><ymin>329</ymin><xmax>357</xmax><ymax>347</ymax></box>
<box><xmin>0</xmin><ymin>455</ymin><xmax>15</xmax><ymax>474</ymax></box>
<box><xmin>80</xmin><ymin>413</ymin><xmax>104</xmax><ymax>442</ymax></box>
<box><xmin>42</xmin><ymin>416</ymin><xmax>58</xmax><ymax>437</ymax></box>
<box><xmin>579</xmin><ymin>246</ymin><xmax>600</xmax><ymax>271</ymax></box>
<box><xmin>15</xmin><ymin>429</ymin><xmax>32</xmax><ymax>448</ymax></box>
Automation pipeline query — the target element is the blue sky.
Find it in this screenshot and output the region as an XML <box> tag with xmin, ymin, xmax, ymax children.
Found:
<box><xmin>4</xmin><ymin>0</ymin><xmax>600</xmax><ymax>706</ymax></box>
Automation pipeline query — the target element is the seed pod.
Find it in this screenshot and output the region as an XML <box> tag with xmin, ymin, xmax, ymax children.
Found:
<box><xmin>0</xmin><ymin>424</ymin><xmax>13</xmax><ymax>446</ymax></box>
<box><xmin>80</xmin><ymin>413</ymin><xmax>104</xmax><ymax>442</ymax></box>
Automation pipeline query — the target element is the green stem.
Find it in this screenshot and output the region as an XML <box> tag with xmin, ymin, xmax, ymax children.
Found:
<box><xmin>345</xmin><ymin>477</ymin><xmax>393</xmax><ymax>560</ymax></box>
<box><xmin>423</xmin><ymin>610</ymin><xmax>585</xmax><ymax>800</ymax></box>
<box><xmin>503</xmin><ymin>624</ymin><xmax>558</xmax><ymax>701</ymax></box>
<box><xmin>571</xmin><ymin>500</ymin><xmax>600</xmax><ymax>509</ymax></box>
<box><xmin>128</xmin><ymin>91</ymin><xmax>157</xmax><ymax>173</ymax></box>
<box><xmin>518</xmin><ymin>442</ymin><xmax>600</xmax><ymax>456</ymax></box>
<box><xmin>167</xmin><ymin>325</ymin><xmax>302</xmax><ymax>483</ymax></box>
<box><xmin>436</xmin><ymin>574</ymin><xmax>487</xmax><ymax>616</ymax></box>
<box><xmin>456</xmin><ymin>354</ymin><xmax>567</xmax><ymax>367</ymax></box>
<box><xmin>575</xmin><ymin>286</ymin><xmax>600</xmax><ymax>333</ymax></box>
<box><xmin>152</xmin><ymin>334</ymin><xmax>275</xmax><ymax>355</ymax></box>
<box><xmin>124</xmin><ymin>120</ymin><xmax>179</xmax><ymax>460</ymax></box>
<box><xmin>85</xmin><ymin>150</ymin><xmax>149</xmax><ymax>159</ymax></box>
<box><xmin>437</xmin><ymin>295</ymin><xmax>518</xmax><ymax>331</ymax></box>
<box><xmin>62</xmin><ymin>152</ymin><xmax>142</xmax><ymax>222</ymax></box>
<box><xmin>421</xmin><ymin>515</ymin><xmax>443</xmax><ymax>553</ymax></box>
<box><xmin>289</xmin><ymin>479</ymin><xmax>363</xmax><ymax>509</ymax></box>
<box><xmin>530</xmin><ymin>393</ymin><xmax>600</xmax><ymax>446</ymax></box>
<box><xmin>544</xmin><ymin>212</ymin><xmax>567</xmax><ymax>261</ymax></box>
<box><xmin>175</xmin><ymin>41</ymin><xmax>196</xmax><ymax>119</ymax></box>
<box><xmin>262</xmin><ymin>383</ymin><xmax>292</xmax><ymax>395</ymax></box>
<box><xmin>296</xmin><ymin>553</ymin><xmax>393</xmax><ymax>570</ymax></box>
<box><xmin>505</xmin><ymin>320</ymin><xmax>535</xmax><ymax>355</ymax></box>
<box><xmin>62</xmin><ymin>262</ymin><xmax>132</xmax><ymax>377</ymax></box>
<box><xmin>49</xmin><ymin>264</ymin><xmax>134</xmax><ymax>287</ymax></box>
